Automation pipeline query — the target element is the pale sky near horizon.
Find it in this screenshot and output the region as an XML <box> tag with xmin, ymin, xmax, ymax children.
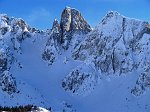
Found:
<box><xmin>0</xmin><ymin>0</ymin><xmax>150</xmax><ymax>30</ymax></box>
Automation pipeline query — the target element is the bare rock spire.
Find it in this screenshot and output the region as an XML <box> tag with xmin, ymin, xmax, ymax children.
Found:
<box><xmin>59</xmin><ymin>7</ymin><xmax>92</xmax><ymax>49</ymax></box>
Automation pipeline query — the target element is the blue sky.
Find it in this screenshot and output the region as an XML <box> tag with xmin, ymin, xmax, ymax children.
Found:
<box><xmin>0</xmin><ymin>0</ymin><xmax>150</xmax><ymax>30</ymax></box>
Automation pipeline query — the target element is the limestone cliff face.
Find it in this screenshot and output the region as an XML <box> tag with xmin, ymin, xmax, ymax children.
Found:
<box><xmin>60</xmin><ymin>7</ymin><xmax>92</xmax><ymax>49</ymax></box>
<box><xmin>60</xmin><ymin>7</ymin><xmax>91</xmax><ymax>34</ymax></box>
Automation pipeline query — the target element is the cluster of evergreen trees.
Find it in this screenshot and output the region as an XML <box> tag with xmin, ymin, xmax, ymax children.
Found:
<box><xmin>0</xmin><ymin>104</ymin><xmax>36</xmax><ymax>112</ymax></box>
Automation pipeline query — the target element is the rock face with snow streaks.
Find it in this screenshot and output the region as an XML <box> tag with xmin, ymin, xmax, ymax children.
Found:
<box><xmin>67</xmin><ymin>11</ymin><xmax>150</xmax><ymax>96</ymax></box>
<box><xmin>42</xmin><ymin>7</ymin><xmax>92</xmax><ymax>64</ymax></box>
<box><xmin>0</xmin><ymin>71</ymin><xmax>17</xmax><ymax>94</ymax></box>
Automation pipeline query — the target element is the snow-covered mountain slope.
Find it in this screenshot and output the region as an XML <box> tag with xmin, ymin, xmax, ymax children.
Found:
<box><xmin>69</xmin><ymin>11</ymin><xmax>150</xmax><ymax>95</ymax></box>
<box><xmin>0</xmin><ymin>7</ymin><xmax>150</xmax><ymax>112</ymax></box>
<box><xmin>0</xmin><ymin>13</ymin><xmax>51</xmax><ymax>108</ymax></box>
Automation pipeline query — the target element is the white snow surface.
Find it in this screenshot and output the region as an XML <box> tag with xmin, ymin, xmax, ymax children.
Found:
<box><xmin>30</xmin><ymin>107</ymin><xmax>50</xmax><ymax>112</ymax></box>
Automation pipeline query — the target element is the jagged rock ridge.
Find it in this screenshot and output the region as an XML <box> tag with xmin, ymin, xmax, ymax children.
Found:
<box><xmin>42</xmin><ymin>7</ymin><xmax>92</xmax><ymax>65</ymax></box>
<box><xmin>0</xmin><ymin>14</ymin><xmax>47</xmax><ymax>95</ymax></box>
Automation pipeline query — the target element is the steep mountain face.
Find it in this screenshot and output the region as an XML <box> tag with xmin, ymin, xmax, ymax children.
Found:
<box><xmin>73</xmin><ymin>11</ymin><xmax>149</xmax><ymax>74</ymax></box>
<box><xmin>42</xmin><ymin>19</ymin><xmax>61</xmax><ymax>65</ymax></box>
<box><xmin>67</xmin><ymin>11</ymin><xmax>150</xmax><ymax>96</ymax></box>
<box><xmin>60</xmin><ymin>7</ymin><xmax>91</xmax><ymax>49</ymax></box>
<box><xmin>42</xmin><ymin>7</ymin><xmax>92</xmax><ymax>65</ymax></box>
<box><xmin>0</xmin><ymin>8</ymin><xmax>150</xmax><ymax>112</ymax></box>
<box><xmin>0</xmin><ymin>14</ymin><xmax>27</xmax><ymax>95</ymax></box>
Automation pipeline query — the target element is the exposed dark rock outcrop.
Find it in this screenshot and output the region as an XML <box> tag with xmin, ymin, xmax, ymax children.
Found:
<box><xmin>62</xmin><ymin>65</ymin><xmax>97</xmax><ymax>96</ymax></box>
<box><xmin>0</xmin><ymin>71</ymin><xmax>17</xmax><ymax>94</ymax></box>
<box><xmin>0</xmin><ymin>50</ymin><xmax>7</xmax><ymax>71</ymax></box>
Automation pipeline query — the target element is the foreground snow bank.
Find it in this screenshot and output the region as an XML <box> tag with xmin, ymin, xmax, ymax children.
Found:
<box><xmin>30</xmin><ymin>107</ymin><xmax>50</xmax><ymax>112</ymax></box>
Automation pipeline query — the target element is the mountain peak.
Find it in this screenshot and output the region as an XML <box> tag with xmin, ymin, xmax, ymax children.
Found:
<box><xmin>52</xmin><ymin>19</ymin><xmax>60</xmax><ymax>31</ymax></box>
<box><xmin>60</xmin><ymin>7</ymin><xmax>91</xmax><ymax>33</ymax></box>
<box><xmin>106</xmin><ymin>11</ymin><xmax>120</xmax><ymax>16</ymax></box>
<box><xmin>49</xmin><ymin>7</ymin><xmax>92</xmax><ymax>49</ymax></box>
<box><xmin>102</xmin><ymin>11</ymin><xmax>121</xmax><ymax>21</ymax></box>
<box><xmin>65</xmin><ymin>6</ymin><xmax>71</xmax><ymax>10</ymax></box>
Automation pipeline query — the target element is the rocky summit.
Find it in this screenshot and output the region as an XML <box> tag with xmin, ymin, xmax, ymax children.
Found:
<box><xmin>0</xmin><ymin>7</ymin><xmax>150</xmax><ymax>112</ymax></box>
<box><xmin>42</xmin><ymin>7</ymin><xmax>92</xmax><ymax>65</ymax></box>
